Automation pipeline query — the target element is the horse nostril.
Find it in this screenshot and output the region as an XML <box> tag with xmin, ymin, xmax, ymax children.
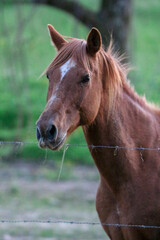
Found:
<box><xmin>36</xmin><ymin>126</ymin><xmax>41</xmax><ymax>141</ymax></box>
<box><xmin>48</xmin><ymin>124</ymin><xmax>58</xmax><ymax>142</ymax></box>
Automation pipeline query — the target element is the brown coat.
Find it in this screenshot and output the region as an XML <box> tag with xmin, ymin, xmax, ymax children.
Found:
<box><xmin>37</xmin><ymin>25</ymin><xmax>160</xmax><ymax>240</ymax></box>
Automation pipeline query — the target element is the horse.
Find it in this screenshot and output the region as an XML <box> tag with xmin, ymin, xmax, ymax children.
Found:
<box><xmin>36</xmin><ymin>24</ymin><xmax>160</xmax><ymax>240</ymax></box>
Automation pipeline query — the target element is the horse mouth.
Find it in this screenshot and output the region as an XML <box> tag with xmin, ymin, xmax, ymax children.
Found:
<box><xmin>38</xmin><ymin>134</ymin><xmax>66</xmax><ymax>151</ymax></box>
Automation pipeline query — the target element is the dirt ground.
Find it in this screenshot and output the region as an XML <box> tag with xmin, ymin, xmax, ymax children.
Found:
<box><xmin>0</xmin><ymin>161</ymin><xmax>108</xmax><ymax>240</ymax></box>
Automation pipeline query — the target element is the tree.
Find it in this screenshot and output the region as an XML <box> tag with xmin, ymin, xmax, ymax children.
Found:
<box><xmin>31</xmin><ymin>0</ymin><xmax>132</xmax><ymax>54</ymax></box>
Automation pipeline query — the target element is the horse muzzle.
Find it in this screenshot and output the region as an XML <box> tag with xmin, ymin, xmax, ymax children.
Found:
<box><xmin>36</xmin><ymin>123</ymin><xmax>66</xmax><ymax>150</ymax></box>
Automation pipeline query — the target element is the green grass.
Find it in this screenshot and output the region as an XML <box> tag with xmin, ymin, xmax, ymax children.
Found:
<box><xmin>0</xmin><ymin>0</ymin><xmax>160</xmax><ymax>163</ymax></box>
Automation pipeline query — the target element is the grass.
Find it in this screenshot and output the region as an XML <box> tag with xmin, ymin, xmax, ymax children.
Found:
<box><xmin>0</xmin><ymin>0</ymin><xmax>160</xmax><ymax>163</ymax></box>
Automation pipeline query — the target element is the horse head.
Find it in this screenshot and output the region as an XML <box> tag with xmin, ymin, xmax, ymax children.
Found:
<box><xmin>36</xmin><ymin>25</ymin><xmax>103</xmax><ymax>150</ymax></box>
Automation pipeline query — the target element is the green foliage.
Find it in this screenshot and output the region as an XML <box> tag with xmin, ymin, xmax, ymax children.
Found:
<box><xmin>0</xmin><ymin>0</ymin><xmax>160</xmax><ymax>164</ymax></box>
<box><xmin>130</xmin><ymin>0</ymin><xmax>160</xmax><ymax>103</ymax></box>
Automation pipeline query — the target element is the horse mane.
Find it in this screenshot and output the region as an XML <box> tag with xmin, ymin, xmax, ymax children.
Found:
<box><xmin>99</xmin><ymin>42</ymin><xmax>128</xmax><ymax>115</ymax></box>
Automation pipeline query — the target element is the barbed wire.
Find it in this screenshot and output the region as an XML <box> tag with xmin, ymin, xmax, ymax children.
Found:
<box><xmin>0</xmin><ymin>219</ymin><xmax>160</xmax><ymax>229</ymax></box>
<box><xmin>1</xmin><ymin>139</ymin><xmax>160</xmax><ymax>230</ymax></box>
<box><xmin>1</xmin><ymin>140</ymin><xmax>160</xmax><ymax>151</ymax></box>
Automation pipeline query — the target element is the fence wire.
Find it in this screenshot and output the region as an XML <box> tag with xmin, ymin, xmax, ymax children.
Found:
<box><xmin>0</xmin><ymin>219</ymin><xmax>160</xmax><ymax>229</ymax></box>
<box><xmin>1</xmin><ymin>139</ymin><xmax>160</xmax><ymax>230</ymax></box>
<box><xmin>1</xmin><ymin>140</ymin><xmax>160</xmax><ymax>151</ymax></box>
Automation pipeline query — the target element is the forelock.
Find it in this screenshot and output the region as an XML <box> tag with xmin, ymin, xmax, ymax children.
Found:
<box><xmin>46</xmin><ymin>39</ymin><xmax>91</xmax><ymax>74</ymax></box>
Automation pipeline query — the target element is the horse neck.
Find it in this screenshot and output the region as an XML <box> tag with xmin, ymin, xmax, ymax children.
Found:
<box><xmin>83</xmin><ymin>79</ymin><xmax>159</xmax><ymax>194</ymax></box>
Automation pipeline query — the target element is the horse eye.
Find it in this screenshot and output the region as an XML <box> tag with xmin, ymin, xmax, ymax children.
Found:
<box><xmin>46</xmin><ymin>74</ymin><xmax>49</xmax><ymax>79</ymax></box>
<box><xmin>81</xmin><ymin>74</ymin><xmax>90</xmax><ymax>84</ymax></box>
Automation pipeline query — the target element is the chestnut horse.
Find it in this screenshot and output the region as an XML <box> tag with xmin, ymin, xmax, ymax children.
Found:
<box><xmin>36</xmin><ymin>25</ymin><xmax>160</xmax><ymax>240</ymax></box>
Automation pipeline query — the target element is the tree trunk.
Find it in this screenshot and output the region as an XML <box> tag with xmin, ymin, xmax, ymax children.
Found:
<box><xmin>99</xmin><ymin>0</ymin><xmax>132</xmax><ymax>53</ymax></box>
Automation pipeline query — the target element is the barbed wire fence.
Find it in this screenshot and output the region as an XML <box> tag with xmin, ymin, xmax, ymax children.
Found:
<box><xmin>2</xmin><ymin>140</ymin><xmax>160</xmax><ymax>151</ymax></box>
<box><xmin>1</xmin><ymin>140</ymin><xmax>160</xmax><ymax>230</ymax></box>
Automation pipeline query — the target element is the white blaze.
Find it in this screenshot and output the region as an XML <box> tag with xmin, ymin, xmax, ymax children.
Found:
<box><xmin>47</xmin><ymin>94</ymin><xmax>57</xmax><ymax>107</ymax></box>
<box><xmin>47</xmin><ymin>58</ymin><xmax>76</xmax><ymax>107</ymax></box>
<box><xmin>60</xmin><ymin>59</ymin><xmax>76</xmax><ymax>81</ymax></box>
<box><xmin>48</xmin><ymin>94</ymin><xmax>56</xmax><ymax>104</ymax></box>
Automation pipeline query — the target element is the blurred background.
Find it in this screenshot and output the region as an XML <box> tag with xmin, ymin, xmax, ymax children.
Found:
<box><xmin>0</xmin><ymin>0</ymin><xmax>160</xmax><ymax>239</ymax></box>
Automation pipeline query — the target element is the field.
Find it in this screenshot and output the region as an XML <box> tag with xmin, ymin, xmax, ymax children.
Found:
<box><xmin>0</xmin><ymin>161</ymin><xmax>108</xmax><ymax>240</ymax></box>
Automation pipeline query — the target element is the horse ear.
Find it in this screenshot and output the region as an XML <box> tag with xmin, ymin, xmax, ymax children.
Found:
<box><xmin>86</xmin><ymin>28</ymin><xmax>102</xmax><ymax>56</ymax></box>
<box><xmin>48</xmin><ymin>24</ymin><xmax>67</xmax><ymax>51</ymax></box>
